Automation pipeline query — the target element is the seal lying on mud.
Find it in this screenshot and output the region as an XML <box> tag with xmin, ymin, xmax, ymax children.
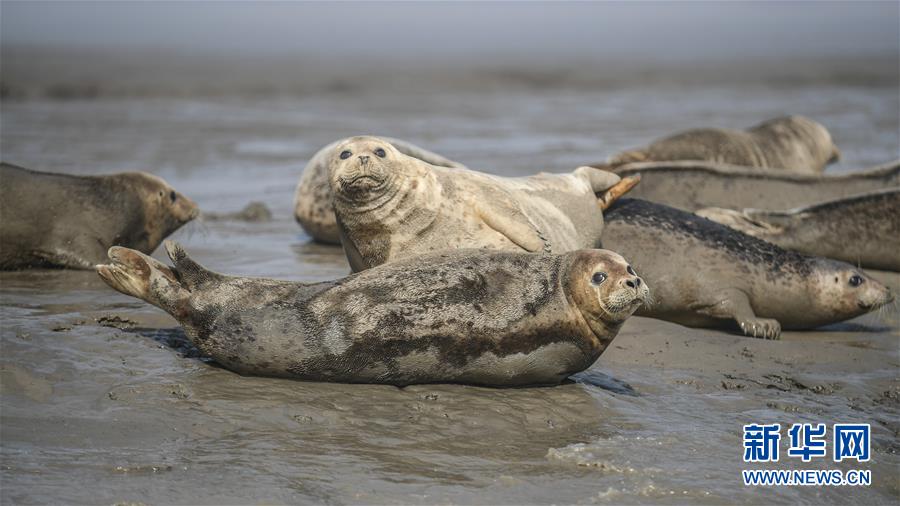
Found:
<box><xmin>294</xmin><ymin>137</ymin><xmax>467</xmax><ymax>244</ymax></box>
<box><xmin>329</xmin><ymin>136</ymin><xmax>638</xmax><ymax>271</ymax></box>
<box><xmin>97</xmin><ymin>242</ymin><xmax>649</xmax><ymax>386</ymax></box>
<box><xmin>0</xmin><ymin>162</ymin><xmax>198</xmax><ymax>270</ymax></box>
<box><xmin>603</xmin><ymin>116</ymin><xmax>840</xmax><ymax>174</ymax></box>
<box><xmin>602</xmin><ymin>199</ymin><xmax>893</xmax><ymax>339</ymax></box>
<box><xmin>697</xmin><ymin>189</ymin><xmax>900</xmax><ymax>272</ymax></box>
<box><xmin>605</xmin><ymin>160</ymin><xmax>899</xmax><ymax>212</ymax></box>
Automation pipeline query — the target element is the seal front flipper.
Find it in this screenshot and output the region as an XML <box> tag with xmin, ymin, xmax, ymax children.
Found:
<box><xmin>691</xmin><ymin>288</ymin><xmax>782</xmax><ymax>340</ymax></box>
<box><xmin>473</xmin><ymin>200</ymin><xmax>548</xmax><ymax>252</ymax></box>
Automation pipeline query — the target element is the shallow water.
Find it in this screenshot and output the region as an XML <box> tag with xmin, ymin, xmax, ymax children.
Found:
<box><xmin>1</xmin><ymin>59</ymin><xmax>899</xmax><ymax>504</ymax></box>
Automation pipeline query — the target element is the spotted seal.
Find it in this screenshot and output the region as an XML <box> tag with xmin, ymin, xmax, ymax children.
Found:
<box><xmin>604</xmin><ymin>160</ymin><xmax>899</xmax><ymax>212</ymax></box>
<box><xmin>96</xmin><ymin>242</ymin><xmax>649</xmax><ymax>386</ymax></box>
<box><xmin>602</xmin><ymin>199</ymin><xmax>893</xmax><ymax>339</ymax></box>
<box><xmin>329</xmin><ymin>136</ymin><xmax>638</xmax><ymax>271</ymax></box>
<box><xmin>294</xmin><ymin>137</ymin><xmax>467</xmax><ymax>244</ymax></box>
<box><xmin>697</xmin><ymin>188</ymin><xmax>900</xmax><ymax>271</ymax></box>
<box><xmin>0</xmin><ymin>162</ymin><xmax>198</xmax><ymax>270</ymax></box>
<box><xmin>603</xmin><ymin>116</ymin><xmax>840</xmax><ymax>173</ymax></box>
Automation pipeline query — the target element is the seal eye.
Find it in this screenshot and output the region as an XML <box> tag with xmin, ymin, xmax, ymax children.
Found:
<box><xmin>591</xmin><ymin>272</ymin><xmax>607</xmax><ymax>285</ymax></box>
<box><xmin>340</xmin><ymin>150</ymin><xmax>352</xmax><ymax>160</ymax></box>
<box><xmin>169</xmin><ymin>191</ymin><xmax>177</xmax><ymax>202</ymax></box>
<box><xmin>374</xmin><ymin>148</ymin><xmax>386</xmax><ymax>158</ymax></box>
<box><xmin>627</xmin><ymin>265</ymin><xmax>636</xmax><ymax>276</ymax></box>
<box><xmin>849</xmin><ymin>275</ymin><xmax>864</xmax><ymax>287</ymax></box>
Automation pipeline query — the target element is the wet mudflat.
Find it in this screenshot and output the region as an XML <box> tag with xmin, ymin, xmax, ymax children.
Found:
<box><xmin>1</xmin><ymin>56</ymin><xmax>898</xmax><ymax>504</ymax></box>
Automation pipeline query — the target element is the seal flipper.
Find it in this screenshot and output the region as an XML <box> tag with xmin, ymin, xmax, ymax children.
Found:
<box><xmin>598</xmin><ymin>175</ymin><xmax>641</xmax><ymax>210</ymax></box>
<box><xmin>695</xmin><ymin>207</ymin><xmax>784</xmax><ymax>237</ymax></box>
<box><xmin>473</xmin><ymin>201</ymin><xmax>548</xmax><ymax>252</ymax></box>
<box><xmin>691</xmin><ymin>288</ymin><xmax>782</xmax><ymax>339</ymax></box>
<box><xmin>96</xmin><ymin>246</ymin><xmax>191</xmax><ymax>317</ymax></box>
<box><xmin>163</xmin><ymin>240</ymin><xmax>224</xmax><ymax>291</ymax></box>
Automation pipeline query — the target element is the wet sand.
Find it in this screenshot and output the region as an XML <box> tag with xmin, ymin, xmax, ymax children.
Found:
<box><xmin>1</xmin><ymin>51</ymin><xmax>899</xmax><ymax>504</ymax></box>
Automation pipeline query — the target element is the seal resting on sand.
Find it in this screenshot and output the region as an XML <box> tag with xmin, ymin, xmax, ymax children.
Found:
<box><xmin>602</xmin><ymin>199</ymin><xmax>893</xmax><ymax>339</ymax></box>
<box><xmin>0</xmin><ymin>162</ymin><xmax>198</xmax><ymax>270</ymax></box>
<box><xmin>97</xmin><ymin>242</ymin><xmax>649</xmax><ymax>387</ymax></box>
<box><xmin>603</xmin><ymin>116</ymin><xmax>840</xmax><ymax>174</ymax></box>
<box><xmin>329</xmin><ymin>136</ymin><xmax>639</xmax><ymax>271</ymax></box>
<box><xmin>294</xmin><ymin>137</ymin><xmax>467</xmax><ymax>244</ymax></box>
<box><xmin>697</xmin><ymin>188</ymin><xmax>900</xmax><ymax>272</ymax></box>
<box><xmin>604</xmin><ymin>160</ymin><xmax>899</xmax><ymax>212</ymax></box>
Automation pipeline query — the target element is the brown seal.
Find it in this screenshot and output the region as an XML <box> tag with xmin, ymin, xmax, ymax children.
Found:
<box><xmin>329</xmin><ymin>136</ymin><xmax>638</xmax><ymax>271</ymax></box>
<box><xmin>602</xmin><ymin>199</ymin><xmax>893</xmax><ymax>339</ymax></box>
<box><xmin>697</xmin><ymin>188</ymin><xmax>900</xmax><ymax>271</ymax></box>
<box><xmin>0</xmin><ymin>162</ymin><xmax>198</xmax><ymax>270</ymax></box>
<box><xmin>294</xmin><ymin>137</ymin><xmax>467</xmax><ymax>244</ymax></box>
<box><xmin>604</xmin><ymin>116</ymin><xmax>840</xmax><ymax>173</ymax></box>
<box><xmin>97</xmin><ymin>242</ymin><xmax>649</xmax><ymax>386</ymax></box>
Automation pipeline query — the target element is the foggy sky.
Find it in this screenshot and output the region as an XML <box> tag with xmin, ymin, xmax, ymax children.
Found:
<box><xmin>2</xmin><ymin>1</ymin><xmax>898</xmax><ymax>63</ymax></box>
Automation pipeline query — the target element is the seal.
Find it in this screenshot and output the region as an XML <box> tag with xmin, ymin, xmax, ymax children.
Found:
<box><xmin>604</xmin><ymin>159</ymin><xmax>899</xmax><ymax>212</ymax></box>
<box><xmin>294</xmin><ymin>137</ymin><xmax>468</xmax><ymax>244</ymax></box>
<box><xmin>96</xmin><ymin>242</ymin><xmax>649</xmax><ymax>386</ymax></box>
<box><xmin>697</xmin><ymin>188</ymin><xmax>900</xmax><ymax>271</ymax></box>
<box><xmin>602</xmin><ymin>199</ymin><xmax>893</xmax><ymax>339</ymax></box>
<box><xmin>329</xmin><ymin>135</ymin><xmax>639</xmax><ymax>271</ymax></box>
<box><xmin>604</xmin><ymin>116</ymin><xmax>840</xmax><ymax>173</ymax></box>
<box><xmin>0</xmin><ymin>162</ymin><xmax>198</xmax><ymax>270</ymax></box>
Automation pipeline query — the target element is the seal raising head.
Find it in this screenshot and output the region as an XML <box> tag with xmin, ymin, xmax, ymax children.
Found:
<box><xmin>328</xmin><ymin>135</ymin><xmax>636</xmax><ymax>272</ymax></box>
<box><xmin>97</xmin><ymin>242</ymin><xmax>647</xmax><ymax>386</ymax></box>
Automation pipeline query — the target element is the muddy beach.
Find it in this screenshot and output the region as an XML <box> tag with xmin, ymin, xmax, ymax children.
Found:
<box><xmin>1</xmin><ymin>46</ymin><xmax>899</xmax><ymax>504</ymax></box>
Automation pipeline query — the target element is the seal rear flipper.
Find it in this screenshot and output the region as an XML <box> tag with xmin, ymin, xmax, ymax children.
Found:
<box><xmin>597</xmin><ymin>175</ymin><xmax>641</xmax><ymax>210</ymax></box>
<box><xmin>164</xmin><ymin>240</ymin><xmax>224</xmax><ymax>291</ymax></box>
<box><xmin>691</xmin><ymin>288</ymin><xmax>782</xmax><ymax>340</ymax></box>
<box><xmin>96</xmin><ymin>246</ymin><xmax>191</xmax><ymax>316</ymax></box>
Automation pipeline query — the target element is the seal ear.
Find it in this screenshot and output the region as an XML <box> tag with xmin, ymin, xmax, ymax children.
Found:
<box><xmin>164</xmin><ymin>240</ymin><xmax>224</xmax><ymax>291</ymax></box>
<box><xmin>597</xmin><ymin>175</ymin><xmax>641</xmax><ymax>210</ymax></box>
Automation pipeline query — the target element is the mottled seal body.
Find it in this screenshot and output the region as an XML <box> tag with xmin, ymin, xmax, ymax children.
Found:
<box><xmin>602</xmin><ymin>199</ymin><xmax>892</xmax><ymax>338</ymax></box>
<box><xmin>294</xmin><ymin>137</ymin><xmax>467</xmax><ymax>244</ymax></box>
<box><xmin>97</xmin><ymin>242</ymin><xmax>648</xmax><ymax>386</ymax></box>
<box><xmin>607</xmin><ymin>160</ymin><xmax>899</xmax><ymax>212</ymax></box>
<box><xmin>0</xmin><ymin>162</ymin><xmax>197</xmax><ymax>270</ymax></box>
<box><xmin>607</xmin><ymin>116</ymin><xmax>839</xmax><ymax>173</ymax></box>
<box><xmin>330</xmin><ymin>136</ymin><xmax>637</xmax><ymax>271</ymax></box>
<box><xmin>698</xmin><ymin>189</ymin><xmax>900</xmax><ymax>271</ymax></box>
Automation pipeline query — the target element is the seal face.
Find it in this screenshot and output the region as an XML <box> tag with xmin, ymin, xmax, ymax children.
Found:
<box><xmin>293</xmin><ymin>137</ymin><xmax>467</xmax><ymax>244</ymax></box>
<box><xmin>697</xmin><ymin>188</ymin><xmax>900</xmax><ymax>271</ymax></box>
<box><xmin>328</xmin><ymin>135</ymin><xmax>633</xmax><ymax>272</ymax></box>
<box><xmin>0</xmin><ymin>163</ymin><xmax>198</xmax><ymax>270</ymax></box>
<box><xmin>602</xmin><ymin>199</ymin><xmax>893</xmax><ymax>339</ymax></box>
<box><xmin>606</xmin><ymin>115</ymin><xmax>840</xmax><ymax>174</ymax></box>
<box><xmin>96</xmin><ymin>242</ymin><xmax>648</xmax><ymax>386</ymax></box>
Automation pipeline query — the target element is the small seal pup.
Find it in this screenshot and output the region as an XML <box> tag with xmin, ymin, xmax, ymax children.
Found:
<box><xmin>329</xmin><ymin>136</ymin><xmax>639</xmax><ymax>271</ymax></box>
<box><xmin>603</xmin><ymin>116</ymin><xmax>840</xmax><ymax>174</ymax></box>
<box><xmin>605</xmin><ymin>160</ymin><xmax>899</xmax><ymax>212</ymax></box>
<box><xmin>0</xmin><ymin>162</ymin><xmax>198</xmax><ymax>270</ymax></box>
<box><xmin>294</xmin><ymin>137</ymin><xmax>468</xmax><ymax>244</ymax></box>
<box><xmin>602</xmin><ymin>199</ymin><xmax>893</xmax><ymax>339</ymax></box>
<box><xmin>697</xmin><ymin>188</ymin><xmax>900</xmax><ymax>272</ymax></box>
<box><xmin>96</xmin><ymin>242</ymin><xmax>649</xmax><ymax>386</ymax></box>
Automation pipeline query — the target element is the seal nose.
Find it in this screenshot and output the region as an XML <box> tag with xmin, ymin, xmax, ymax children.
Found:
<box><xmin>623</xmin><ymin>277</ymin><xmax>642</xmax><ymax>289</ymax></box>
<box><xmin>358</xmin><ymin>155</ymin><xmax>370</xmax><ymax>164</ymax></box>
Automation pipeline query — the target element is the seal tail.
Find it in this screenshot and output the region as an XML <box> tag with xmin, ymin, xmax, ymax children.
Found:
<box><xmin>96</xmin><ymin>246</ymin><xmax>192</xmax><ymax>316</ymax></box>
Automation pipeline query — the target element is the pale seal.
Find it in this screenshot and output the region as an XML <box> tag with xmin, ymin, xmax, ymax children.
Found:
<box><xmin>604</xmin><ymin>116</ymin><xmax>840</xmax><ymax>173</ymax></box>
<box><xmin>294</xmin><ymin>137</ymin><xmax>468</xmax><ymax>244</ymax></box>
<box><xmin>602</xmin><ymin>199</ymin><xmax>893</xmax><ymax>339</ymax></box>
<box><xmin>96</xmin><ymin>242</ymin><xmax>649</xmax><ymax>386</ymax></box>
<box><xmin>604</xmin><ymin>160</ymin><xmax>899</xmax><ymax>212</ymax></box>
<box><xmin>697</xmin><ymin>188</ymin><xmax>900</xmax><ymax>271</ymax></box>
<box><xmin>329</xmin><ymin>136</ymin><xmax>638</xmax><ymax>271</ymax></box>
<box><xmin>0</xmin><ymin>162</ymin><xmax>198</xmax><ymax>270</ymax></box>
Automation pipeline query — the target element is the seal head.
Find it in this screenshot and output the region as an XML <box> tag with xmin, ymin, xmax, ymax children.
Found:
<box><xmin>118</xmin><ymin>172</ymin><xmax>199</xmax><ymax>253</ymax></box>
<box><xmin>805</xmin><ymin>262</ymin><xmax>893</xmax><ymax>324</ymax></box>
<box><xmin>330</xmin><ymin>136</ymin><xmax>408</xmax><ymax>206</ymax></box>
<box><xmin>566</xmin><ymin>249</ymin><xmax>649</xmax><ymax>346</ymax></box>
